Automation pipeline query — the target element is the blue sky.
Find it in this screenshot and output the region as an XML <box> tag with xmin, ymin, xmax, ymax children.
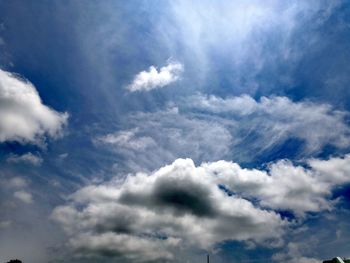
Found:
<box><xmin>0</xmin><ymin>1</ymin><xmax>350</xmax><ymax>262</ymax></box>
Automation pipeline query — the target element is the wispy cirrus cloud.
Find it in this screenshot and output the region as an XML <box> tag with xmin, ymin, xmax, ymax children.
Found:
<box><xmin>156</xmin><ymin>0</ymin><xmax>343</xmax><ymax>93</ymax></box>
<box><xmin>126</xmin><ymin>61</ymin><xmax>183</xmax><ymax>92</ymax></box>
<box><xmin>96</xmin><ymin>94</ymin><xmax>350</xmax><ymax>173</ymax></box>
<box><xmin>96</xmin><ymin>128</ymin><xmax>156</xmax><ymax>151</ymax></box>
<box><xmin>182</xmin><ymin>94</ymin><xmax>350</xmax><ymax>155</ymax></box>
<box><xmin>95</xmin><ymin>106</ymin><xmax>232</xmax><ymax>172</ymax></box>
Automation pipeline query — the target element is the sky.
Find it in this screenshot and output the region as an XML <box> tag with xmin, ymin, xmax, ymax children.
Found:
<box><xmin>0</xmin><ymin>1</ymin><xmax>350</xmax><ymax>262</ymax></box>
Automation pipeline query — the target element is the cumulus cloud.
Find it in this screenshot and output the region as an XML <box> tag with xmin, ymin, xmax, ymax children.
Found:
<box><xmin>205</xmin><ymin>159</ymin><xmax>327</xmax><ymax>215</ymax></box>
<box><xmin>0</xmin><ymin>69</ymin><xmax>68</xmax><ymax>144</ymax></box>
<box><xmin>127</xmin><ymin>61</ymin><xmax>183</xmax><ymax>92</ymax></box>
<box><xmin>6</xmin><ymin>152</ymin><xmax>43</xmax><ymax>166</ymax></box>
<box><xmin>183</xmin><ymin>94</ymin><xmax>350</xmax><ymax>154</ymax></box>
<box><xmin>53</xmin><ymin>155</ymin><xmax>350</xmax><ymax>261</ymax></box>
<box><xmin>53</xmin><ymin>158</ymin><xmax>287</xmax><ymax>262</ymax></box>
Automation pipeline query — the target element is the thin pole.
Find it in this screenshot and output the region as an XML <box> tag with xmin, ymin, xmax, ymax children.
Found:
<box><xmin>207</xmin><ymin>254</ymin><xmax>209</xmax><ymax>263</ymax></box>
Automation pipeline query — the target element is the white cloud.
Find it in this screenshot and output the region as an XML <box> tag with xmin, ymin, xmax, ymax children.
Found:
<box><xmin>127</xmin><ymin>61</ymin><xmax>183</xmax><ymax>92</ymax></box>
<box><xmin>183</xmin><ymin>94</ymin><xmax>350</xmax><ymax>154</ymax></box>
<box><xmin>14</xmin><ymin>190</ymin><xmax>33</xmax><ymax>204</ymax></box>
<box><xmin>201</xmin><ymin>154</ymin><xmax>350</xmax><ymax>215</ymax></box>
<box><xmin>0</xmin><ymin>69</ymin><xmax>68</xmax><ymax>144</ymax></box>
<box><xmin>308</xmin><ymin>155</ymin><xmax>350</xmax><ymax>185</ymax></box>
<box><xmin>7</xmin><ymin>152</ymin><xmax>43</xmax><ymax>166</ymax></box>
<box><xmin>205</xmin><ymin>159</ymin><xmax>328</xmax><ymax>215</ymax></box>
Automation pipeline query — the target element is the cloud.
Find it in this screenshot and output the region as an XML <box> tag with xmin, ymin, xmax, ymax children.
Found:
<box><xmin>96</xmin><ymin>106</ymin><xmax>232</xmax><ymax>172</ymax></box>
<box><xmin>97</xmin><ymin>94</ymin><xmax>350</xmax><ymax>174</ymax></box>
<box><xmin>206</xmin><ymin>159</ymin><xmax>326</xmax><ymax>215</ymax></box>
<box><xmin>96</xmin><ymin>128</ymin><xmax>156</xmax><ymax>151</ymax></box>
<box><xmin>273</xmin><ymin>242</ymin><xmax>320</xmax><ymax>263</ymax></box>
<box><xmin>6</xmin><ymin>152</ymin><xmax>43</xmax><ymax>166</ymax></box>
<box><xmin>0</xmin><ymin>174</ymin><xmax>60</xmax><ymax>263</ymax></box>
<box><xmin>53</xmin><ymin>154</ymin><xmax>350</xmax><ymax>261</ymax></box>
<box><xmin>157</xmin><ymin>0</ymin><xmax>342</xmax><ymax>93</ymax></box>
<box><xmin>69</xmin><ymin>233</ymin><xmax>178</xmax><ymax>262</ymax></box>
<box><xmin>8</xmin><ymin>177</ymin><xmax>28</xmax><ymax>188</ymax></box>
<box><xmin>53</xmin><ymin>158</ymin><xmax>287</xmax><ymax>262</ymax></box>
<box><xmin>2</xmin><ymin>176</ymin><xmax>33</xmax><ymax>204</ymax></box>
<box><xmin>58</xmin><ymin>153</ymin><xmax>69</xmax><ymax>160</ymax></box>
<box><xmin>0</xmin><ymin>220</ymin><xmax>12</xmax><ymax>229</ymax></box>
<box><xmin>127</xmin><ymin>61</ymin><xmax>183</xmax><ymax>92</ymax></box>
<box><xmin>183</xmin><ymin>94</ymin><xmax>350</xmax><ymax>154</ymax></box>
<box><xmin>0</xmin><ymin>69</ymin><xmax>68</xmax><ymax>144</ymax></box>
<box><xmin>308</xmin><ymin>155</ymin><xmax>350</xmax><ymax>185</ymax></box>
<box><xmin>13</xmin><ymin>190</ymin><xmax>33</xmax><ymax>204</ymax></box>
